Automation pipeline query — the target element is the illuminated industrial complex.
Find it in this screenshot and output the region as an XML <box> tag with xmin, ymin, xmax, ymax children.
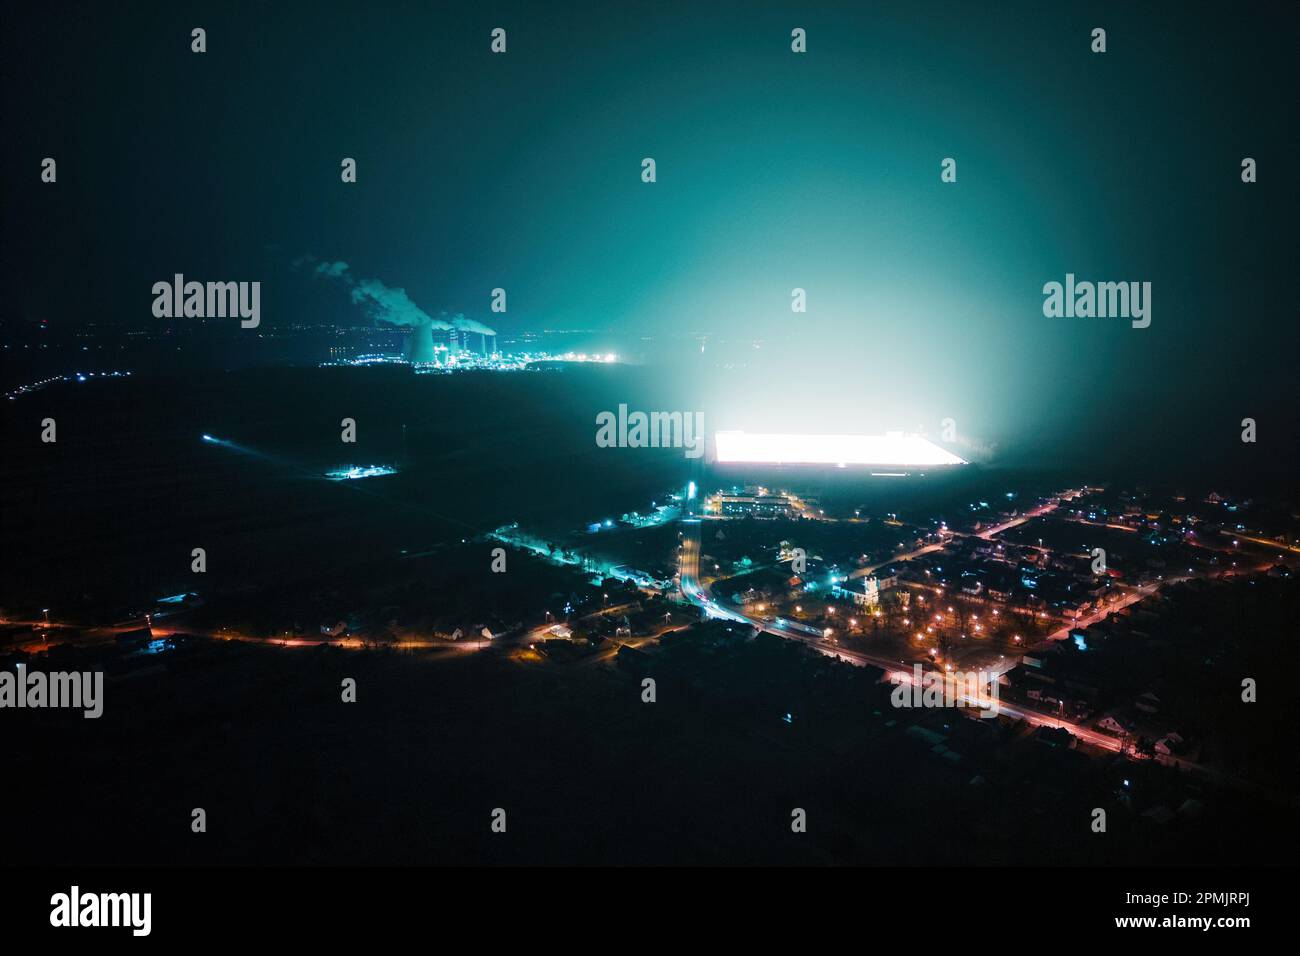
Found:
<box><xmin>714</xmin><ymin>430</ymin><xmax>967</xmax><ymax>468</ymax></box>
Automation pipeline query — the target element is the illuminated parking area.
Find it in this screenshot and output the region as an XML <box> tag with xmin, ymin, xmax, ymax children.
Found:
<box><xmin>713</xmin><ymin>431</ymin><xmax>966</xmax><ymax>467</ymax></box>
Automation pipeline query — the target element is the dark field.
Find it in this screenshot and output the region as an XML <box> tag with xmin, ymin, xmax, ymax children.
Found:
<box><xmin>1</xmin><ymin>365</ymin><xmax>687</xmax><ymax>612</ymax></box>
<box><xmin>11</xmin><ymin>630</ymin><xmax>1293</xmax><ymax>866</ymax></box>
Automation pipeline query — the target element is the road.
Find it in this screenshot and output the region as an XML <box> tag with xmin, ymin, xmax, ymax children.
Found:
<box><xmin>975</xmin><ymin>495</ymin><xmax>1066</xmax><ymax>540</ymax></box>
<box><xmin>843</xmin><ymin>493</ymin><xmax>1066</xmax><ymax>580</ymax></box>
<box><xmin>677</xmin><ymin>518</ymin><xmax>754</xmax><ymax>626</ymax></box>
<box><xmin>1042</xmin><ymin>577</ymin><xmax>1183</xmax><ymax>643</ymax></box>
<box><xmin>847</xmin><ymin>541</ymin><xmax>946</xmax><ymax>579</ymax></box>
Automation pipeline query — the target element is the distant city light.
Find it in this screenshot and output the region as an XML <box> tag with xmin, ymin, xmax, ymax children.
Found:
<box><xmin>714</xmin><ymin>431</ymin><xmax>966</xmax><ymax>467</ymax></box>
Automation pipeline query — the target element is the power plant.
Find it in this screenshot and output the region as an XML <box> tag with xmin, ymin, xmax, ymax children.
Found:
<box><xmin>401</xmin><ymin>321</ymin><xmax>496</xmax><ymax>365</ymax></box>
<box><xmin>405</xmin><ymin>323</ymin><xmax>437</xmax><ymax>364</ymax></box>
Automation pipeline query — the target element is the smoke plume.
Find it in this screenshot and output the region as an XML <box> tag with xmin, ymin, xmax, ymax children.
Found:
<box><xmin>295</xmin><ymin>255</ymin><xmax>487</xmax><ymax>332</ymax></box>
<box><xmin>451</xmin><ymin>316</ymin><xmax>496</xmax><ymax>336</ymax></box>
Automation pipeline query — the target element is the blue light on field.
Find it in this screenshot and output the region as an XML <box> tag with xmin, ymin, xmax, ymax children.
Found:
<box><xmin>326</xmin><ymin>465</ymin><xmax>398</xmax><ymax>481</ymax></box>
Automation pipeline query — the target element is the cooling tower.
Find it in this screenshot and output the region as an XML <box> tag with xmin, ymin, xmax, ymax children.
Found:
<box><xmin>406</xmin><ymin>322</ymin><xmax>436</xmax><ymax>363</ymax></box>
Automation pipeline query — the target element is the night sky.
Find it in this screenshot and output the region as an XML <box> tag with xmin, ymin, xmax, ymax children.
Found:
<box><xmin>4</xmin><ymin>1</ymin><xmax>1297</xmax><ymax>480</ymax></box>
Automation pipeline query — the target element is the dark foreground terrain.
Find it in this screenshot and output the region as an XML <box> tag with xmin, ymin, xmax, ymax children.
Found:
<box><xmin>8</xmin><ymin>622</ymin><xmax>1294</xmax><ymax>866</ymax></box>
